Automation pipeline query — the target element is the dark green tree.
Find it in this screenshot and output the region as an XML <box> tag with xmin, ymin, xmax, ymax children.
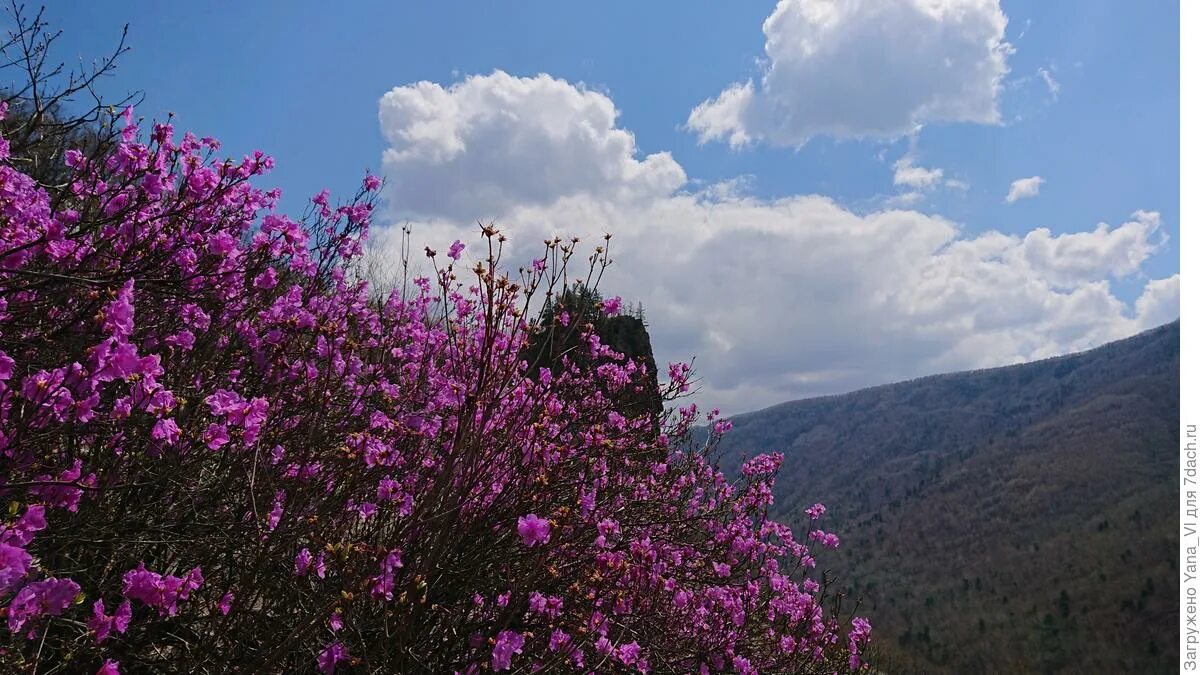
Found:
<box><xmin>522</xmin><ymin>282</ymin><xmax>663</xmax><ymax>419</ymax></box>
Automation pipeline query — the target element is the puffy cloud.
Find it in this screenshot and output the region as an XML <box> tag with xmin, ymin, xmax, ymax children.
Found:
<box><xmin>1006</xmin><ymin>175</ymin><xmax>1044</xmax><ymax>202</ymax></box>
<box><xmin>1133</xmin><ymin>275</ymin><xmax>1180</xmax><ymax>331</ymax></box>
<box><xmin>378</xmin><ymin>71</ymin><xmax>685</xmax><ymax>220</ymax></box>
<box><xmin>1018</xmin><ymin>210</ymin><xmax>1163</xmax><ymax>286</ymax></box>
<box><xmin>375</xmin><ymin>71</ymin><xmax>1176</xmax><ymax>414</ymax></box>
<box><xmin>687</xmin><ymin>0</ymin><xmax>1012</xmax><ymax>148</ymax></box>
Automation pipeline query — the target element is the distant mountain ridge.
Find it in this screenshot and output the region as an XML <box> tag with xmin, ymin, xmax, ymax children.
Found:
<box><xmin>715</xmin><ymin>321</ymin><xmax>1179</xmax><ymax>673</ymax></box>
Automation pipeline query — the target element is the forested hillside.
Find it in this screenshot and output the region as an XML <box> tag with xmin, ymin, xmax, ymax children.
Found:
<box><xmin>716</xmin><ymin>321</ymin><xmax>1179</xmax><ymax>673</ymax></box>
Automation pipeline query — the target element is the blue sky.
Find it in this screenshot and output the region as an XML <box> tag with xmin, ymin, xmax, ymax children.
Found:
<box><xmin>43</xmin><ymin>1</ymin><xmax>1180</xmax><ymax>413</ymax></box>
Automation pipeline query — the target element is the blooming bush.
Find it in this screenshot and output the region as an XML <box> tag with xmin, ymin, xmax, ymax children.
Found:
<box><xmin>0</xmin><ymin>13</ymin><xmax>869</xmax><ymax>674</ymax></box>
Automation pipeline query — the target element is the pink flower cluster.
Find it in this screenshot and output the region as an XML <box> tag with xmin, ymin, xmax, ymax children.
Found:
<box><xmin>121</xmin><ymin>563</ymin><xmax>204</xmax><ymax>616</ymax></box>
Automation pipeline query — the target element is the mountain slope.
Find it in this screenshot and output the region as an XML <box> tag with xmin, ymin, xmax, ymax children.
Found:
<box><xmin>715</xmin><ymin>321</ymin><xmax>1179</xmax><ymax>673</ymax></box>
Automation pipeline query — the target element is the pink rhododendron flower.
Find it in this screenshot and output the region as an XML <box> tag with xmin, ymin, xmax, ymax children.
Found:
<box><xmin>317</xmin><ymin>642</ymin><xmax>349</xmax><ymax>674</ymax></box>
<box><xmin>103</xmin><ymin>280</ymin><xmax>136</xmax><ymax>338</ymax></box>
<box><xmin>0</xmin><ymin>351</ymin><xmax>14</xmax><ymax>380</ymax></box>
<box><xmin>7</xmin><ymin>577</ymin><xmax>81</xmax><ymax>633</ymax></box>
<box><xmin>30</xmin><ymin>459</ymin><xmax>90</xmax><ymax>512</ymax></box>
<box><xmin>151</xmin><ymin>418</ymin><xmax>181</xmax><ymax>446</ymax></box>
<box><xmin>202</xmin><ymin>423</ymin><xmax>229</xmax><ymax>450</ymax></box>
<box><xmin>295</xmin><ymin>548</ymin><xmax>314</xmax><ymax>576</ymax></box>
<box><xmin>253</xmin><ymin>267</ymin><xmax>278</xmax><ymax>289</ymax></box>
<box><xmin>733</xmin><ymin>655</ymin><xmax>756</xmax><ymax>674</ymax></box>
<box><xmin>517</xmin><ymin>514</ymin><xmax>551</xmax><ymax>547</ymax></box>
<box><xmin>848</xmin><ymin>616</ymin><xmax>872</xmax><ymax>670</ymax></box>
<box><xmin>805</xmin><ymin>502</ymin><xmax>827</xmax><ymax>520</ymax></box>
<box><xmin>370</xmin><ymin>548</ymin><xmax>403</xmax><ymax>600</ymax></box>
<box><xmin>809</xmin><ymin>530</ymin><xmax>840</xmax><ymax>549</ymax></box>
<box><xmin>616</xmin><ymin>641</ymin><xmax>641</xmax><ymax>665</ymax></box>
<box><xmin>492</xmin><ymin>630</ymin><xmax>525</xmax><ymax>670</ymax></box>
<box><xmin>88</xmin><ymin>598</ymin><xmax>132</xmax><ymax>643</ymax></box>
<box><xmin>267</xmin><ymin>492</ymin><xmax>285</xmax><ymax>531</ymax></box>
<box><xmin>0</xmin><ymin>543</ymin><xmax>33</xmax><ymax>595</ymax></box>
<box><xmin>549</xmin><ymin>628</ymin><xmax>572</xmax><ymax>652</ymax></box>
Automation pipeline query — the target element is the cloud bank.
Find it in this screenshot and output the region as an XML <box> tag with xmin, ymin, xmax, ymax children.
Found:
<box><xmin>374</xmin><ymin>71</ymin><xmax>1176</xmax><ymax>414</ymax></box>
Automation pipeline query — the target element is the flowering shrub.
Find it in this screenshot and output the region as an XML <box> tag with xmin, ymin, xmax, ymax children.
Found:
<box><xmin>0</xmin><ymin>14</ymin><xmax>869</xmax><ymax>674</ymax></box>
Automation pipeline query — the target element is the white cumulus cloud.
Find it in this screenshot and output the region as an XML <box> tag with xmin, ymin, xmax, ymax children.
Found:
<box><xmin>1006</xmin><ymin>175</ymin><xmax>1044</xmax><ymax>203</ymax></box>
<box><xmin>687</xmin><ymin>0</ymin><xmax>1013</xmax><ymax>148</ymax></box>
<box><xmin>375</xmin><ymin>71</ymin><xmax>1177</xmax><ymax>414</ymax></box>
<box><xmin>378</xmin><ymin>71</ymin><xmax>685</xmax><ymax>220</ymax></box>
<box><xmin>1018</xmin><ymin>210</ymin><xmax>1163</xmax><ymax>286</ymax></box>
<box><xmin>1133</xmin><ymin>275</ymin><xmax>1181</xmax><ymax>331</ymax></box>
